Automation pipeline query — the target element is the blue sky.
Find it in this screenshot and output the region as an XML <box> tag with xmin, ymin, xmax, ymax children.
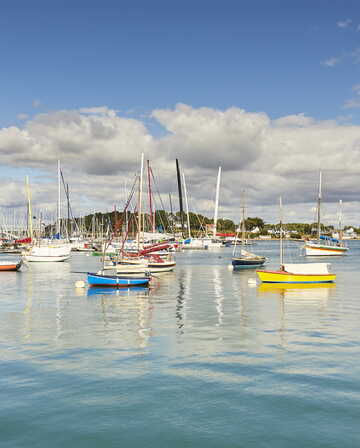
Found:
<box><xmin>1</xmin><ymin>0</ymin><xmax>360</xmax><ymax>127</ymax></box>
<box><xmin>1</xmin><ymin>0</ymin><xmax>360</xmax><ymax>223</ymax></box>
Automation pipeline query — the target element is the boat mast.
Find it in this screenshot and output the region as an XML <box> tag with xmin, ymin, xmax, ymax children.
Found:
<box><xmin>338</xmin><ymin>199</ymin><xmax>343</xmax><ymax>241</ymax></box>
<box><xmin>317</xmin><ymin>171</ymin><xmax>322</xmax><ymax>243</ymax></box>
<box><xmin>279</xmin><ymin>196</ymin><xmax>284</xmax><ymax>267</ymax></box>
<box><xmin>147</xmin><ymin>160</ymin><xmax>155</xmax><ymax>233</ymax></box>
<box><xmin>176</xmin><ymin>159</ymin><xmax>184</xmax><ymax>236</ymax></box>
<box><xmin>67</xmin><ymin>183</ymin><xmax>71</xmax><ymax>239</ymax></box>
<box><xmin>137</xmin><ymin>153</ymin><xmax>144</xmax><ymax>250</ymax></box>
<box><xmin>241</xmin><ymin>190</ymin><xmax>246</xmax><ymax>246</ymax></box>
<box><xmin>57</xmin><ymin>160</ymin><xmax>61</xmax><ymax>236</ymax></box>
<box><xmin>213</xmin><ymin>166</ymin><xmax>221</xmax><ymax>238</ymax></box>
<box><xmin>182</xmin><ymin>173</ymin><xmax>191</xmax><ymax>238</ymax></box>
<box><xmin>25</xmin><ymin>176</ymin><xmax>33</xmax><ymax>240</ymax></box>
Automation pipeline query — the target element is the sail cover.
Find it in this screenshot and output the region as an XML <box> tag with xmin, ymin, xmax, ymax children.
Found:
<box><xmin>282</xmin><ymin>263</ymin><xmax>331</xmax><ymax>274</ymax></box>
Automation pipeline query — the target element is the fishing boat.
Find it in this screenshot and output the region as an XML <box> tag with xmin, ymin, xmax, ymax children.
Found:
<box><xmin>256</xmin><ymin>197</ymin><xmax>336</xmax><ymax>284</ymax></box>
<box><xmin>304</xmin><ymin>173</ymin><xmax>348</xmax><ymax>256</ymax></box>
<box><xmin>0</xmin><ymin>258</ymin><xmax>23</xmax><ymax>271</ymax></box>
<box><xmin>87</xmin><ymin>272</ymin><xmax>151</xmax><ymax>287</ymax></box>
<box><xmin>232</xmin><ymin>193</ymin><xmax>266</xmax><ymax>269</ymax></box>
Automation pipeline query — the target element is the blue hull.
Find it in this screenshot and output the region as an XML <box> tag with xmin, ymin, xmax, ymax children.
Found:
<box><xmin>87</xmin><ymin>273</ymin><xmax>150</xmax><ymax>287</ymax></box>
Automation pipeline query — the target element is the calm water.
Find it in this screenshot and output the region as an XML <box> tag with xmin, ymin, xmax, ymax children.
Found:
<box><xmin>1</xmin><ymin>241</ymin><xmax>360</xmax><ymax>447</ymax></box>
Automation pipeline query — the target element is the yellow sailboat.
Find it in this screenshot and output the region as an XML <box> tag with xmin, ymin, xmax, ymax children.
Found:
<box><xmin>256</xmin><ymin>197</ymin><xmax>336</xmax><ymax>284</ymax></box>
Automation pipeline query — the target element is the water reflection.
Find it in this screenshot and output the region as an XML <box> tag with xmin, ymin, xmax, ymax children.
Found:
<box><xmin>257</xmin><ymin>283</ymin><xmax>336</xmax><ymax>301</ymax></box>
<box><xmin>87</xmin><ymin>286</ymin><xmax>150</xmax><ymax>297</ymax></box>
<box><xmin>87</xmin><ymin>286</ymin><xmax>153</xmax><ymax>348</ymax></box>
<box><xmin>213</xmin><ymin>266</ymin><xmax>224</xmax><ymax>326</ymax></box>
<box><xmin>176</xmin><ymin>271</ymin><xmax>186</xmax><ymax>333</ymax></box>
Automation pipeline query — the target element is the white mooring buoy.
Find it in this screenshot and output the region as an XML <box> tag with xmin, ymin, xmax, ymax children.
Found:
<box><xmin>75</xmin><ymin>280</ymin><xmax>86</xmax><ymax>288</ymax></box>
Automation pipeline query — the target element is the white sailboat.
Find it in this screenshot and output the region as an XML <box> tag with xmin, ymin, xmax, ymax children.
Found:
<box><xmin>181</xmin><ymin>172</ymin><xmax>208</xmax><ymax>249</ymax></box>
<box><xmin>203</xmin><ymin>166</ymin><xmax>223</xmax><ymax>249</ymax></box>
<box><xmin>23</xmin><ymin>161</ymin><xmax>72</xmax><ymax>262</ymax></box>
<box><xmin>304</xmin><ymin>172</ymin><xmax>348</xmax><ymax>256</ymax></box>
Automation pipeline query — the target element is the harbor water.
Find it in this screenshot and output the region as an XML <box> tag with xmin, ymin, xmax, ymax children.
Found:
<box><xmin>1</xmin><ymin>240</ymin><xmax>360</xmax><ymax>447</ymax></box>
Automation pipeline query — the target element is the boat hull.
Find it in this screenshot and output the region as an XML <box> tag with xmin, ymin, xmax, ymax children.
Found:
<box><xmin>87</xmin><ymin>273</ymin><xmax>151</xmax><ymax>287</ymax></box>
<box><xmin>256</xmin><ymin>270</ymin><xmax>336</xmax><ymax>284</ymax></box>
<box><xmin>232</xmin><ymin>257</ymin><xmax>265</xmax><ymax>268</ymax></box>
<box><xmin>24</xmin><ymin>254</ymin><xmax>71</xmax><ymax>262</ymax></box>
<box><xmin>0</xmin><ymin>260</ymin><xmax>22</xmax><ymax>271</ymax></box>
<box><xmin>304</xmin><ymin>243</ymin><xmax>348</xmax><ymax>256</ymax></box>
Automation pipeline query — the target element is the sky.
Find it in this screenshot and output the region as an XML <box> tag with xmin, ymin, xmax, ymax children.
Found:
<box><xmin>1</xmin><ymin>0</ymin><xmax>360</xmax><ymax>225</ymax></box>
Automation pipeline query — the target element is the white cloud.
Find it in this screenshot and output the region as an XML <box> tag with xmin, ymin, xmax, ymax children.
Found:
<box><xmin>1</xmin><ymin>105</ymin><xmax>360</xmax><ymax>224</ymax></box>
<box><xmin>343</xmin><ymin>98</ymin><xmax>360</xmax><ymax>109</ymax></box>
<box><xmin>342</xmin><ymin>84</ymin><xmax>360</xmax><ymax>109</ymax></box>
<box><xmin>273</xmin><ymin>113</ymin><xmax>315</xmax><ymax>127</ymax></box>
<box><xmin>337</xmin><ymin>19</ymin><xmax>352</xmax><ymax>29</ymax></box>
<box><xmin>32</xmin><ymin>99</ymin><xmax>41</xmax><ymax>108</ymax></box>
<box><xmin>321</xmin><ymin>57</ymin><xmax>341</xmax><ymax>67</ymax></box>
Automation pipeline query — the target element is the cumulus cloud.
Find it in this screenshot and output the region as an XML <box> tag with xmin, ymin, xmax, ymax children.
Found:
<box><xmin>0</xmin><ymin>105</ymin><xmax>360</xmax><ymax>224</ymax></box>
<box><xmin>273</xmin><ymin>113</ymin><xmax>315</xmax><ymax>127</ymax></box>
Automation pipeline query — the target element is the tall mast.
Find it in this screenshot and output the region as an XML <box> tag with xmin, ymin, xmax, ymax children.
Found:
<box><xmin>317</xmin><ymin>171</ymin><xmax>322</xmax><ymax>243</ymax></box>
<box><xmin>176</xmin><ymin>159</ymin><xmax>184</xmax><ymax>236</ymax></box>
<box><xmin>67</xmin><ymin>183</ymin><xmax>71</xmax><ymax>238</ymax></box>
<box><xmin>241</xmin><ymin>190</ymin><xmax>246</xmax><ymax>245</ymax></box>
<box><xmin>25</xmin><ymin>176</ymin><xmax>33</xmax><ymax>240</ymax></box>
<box><xmin>213</xmin><ymin>166</ymin><xmax>221</xmax><ymax>237</ymax></box>
<box><xmin>279</xmin><ymin>196</ymin><xmax>284</xmax><ymax>267</ymax></box>
<box><xmin>147</xmin><ymin>160</ymin><xmax>155</xmax><ymax>233</ymax></box>
<box><xmin>169</xmin><ymin>192</ymin><xmax>175</xmax><ymax>238</ymax></box>
<box><xmin>137</xmin><ymin>153</ymin><xmax>144</xmax><ymax>249</ymax></box>
<box><xmin>338</xmin><ymin>199</ymin><xmax>343</xmax><ymax>241</ymax></box>
<box><xmin>182</xmin><ymin>173</ymin><xmax>191</xmax><ymax>238</ymax></box>
<box><xmin>57</xmin><ymin>160</ymin><xmax>61</xmax><ymax>236</ymax></box>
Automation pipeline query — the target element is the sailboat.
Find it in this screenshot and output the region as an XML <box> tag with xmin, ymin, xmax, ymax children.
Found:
<box><xmin>22</xmin><ymin>161</ymin><xmax>72</xmax><ymax>262</ymax></box>
<box><xmin>232</xmin><ymin>194</ymin><xmax>266</xmax><ymax>269</ymax></box>
<box><xmin>257</xmin><ymin>197</ymin><xmax>336</xmax><ymax>284</ymax></box>
<box><xmin>202</xmin><ymin>166</ymin><xmax>223</xmax><ymax>249</ymax></box>
<box><xmin>181</xmin><ymin>170</ymin><xmax>208</xmax><ymax>250</ymax></box>
<box><xmin>304</xmin><ymin>172</ymin><xmax>348</xmax><ymax>256</ymax></box>
<box><xmin>112</xmin><ymin>154</ymin><xmax>176</xmax><ymax>274</ymax></box>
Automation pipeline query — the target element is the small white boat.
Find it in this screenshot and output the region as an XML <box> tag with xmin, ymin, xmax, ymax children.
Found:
<box><xmin>22</xmin><ymin>243</ymin><xmax>72</xmax><ymax>262</ymax></box>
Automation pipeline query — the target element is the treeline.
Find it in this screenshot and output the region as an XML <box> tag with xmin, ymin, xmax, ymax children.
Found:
<box><xmin>61</xmin><ymin>211</ymin><xmax>359</xmax><ymax>237</ymax></box>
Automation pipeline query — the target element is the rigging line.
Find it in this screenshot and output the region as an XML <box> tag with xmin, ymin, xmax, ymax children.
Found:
<box><xmin>149</xmin><ymin>167</ymin><xmax>171</xmax><ymax>232</ymax></box>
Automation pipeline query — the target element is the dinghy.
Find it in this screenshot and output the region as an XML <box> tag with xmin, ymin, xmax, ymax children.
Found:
<box><xmin>87</xmin><ymin>272</ymin><xmax>151</xmax><ymax>287</ymax></box>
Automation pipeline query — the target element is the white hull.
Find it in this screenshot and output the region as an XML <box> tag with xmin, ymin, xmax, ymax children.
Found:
<box><xmin>304</xmin><ymin>243</ymin><xmax>348</xmax><ymax>256</ymax></box>
<box><xmin>24</xmin><ymin>254</ymin><xmax>71</xmax><ymax>262</ymax></box>
<box><xmin>23</xmin><ymin>243</ymin><xmax>72</xmax><ymax>262</ymax></box>
<box><xmin>114</xmin><ymin>257</ymin><xmax>176</xmax><ymax>274</ymax></box>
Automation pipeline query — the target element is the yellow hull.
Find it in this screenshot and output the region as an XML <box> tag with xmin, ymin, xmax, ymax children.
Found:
<box><xmin>256</xmin><ymin>270</ymin><xmax>336</xmax><ymax>283</ymax></box>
